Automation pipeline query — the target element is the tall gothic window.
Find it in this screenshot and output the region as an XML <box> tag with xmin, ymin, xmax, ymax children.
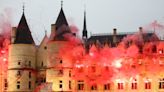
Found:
<box><xmin>29</xmin><ymin>72</ymin><xmax>31</xmax><ymax>78</ymax></box>
<box><xmin>69</xmin><ymin>80</ymin><xmax>71</xmax><ymax>89</ymax></box>
<box><xmin>41</xmin><ymin>61</ymin><xmax>44</xmax><ymax>67</ymax></box>
<box><xmin>59</xmin><ymin>80</ymin><xmax>62</xmax><ymax>89</ymax></box>
<box><xmin>69</xmin><ymin>70</ymin><xmax>71</xmax><ymax>77</ymax></box>
<box><xmin>91</xmin><ymin>85</ymin><xmax>97</xmax><ymax>90</ymax></box>
<box><xmin>58</xmin><ymin>70</ymin><xmax>63</xmax><ymax>76</ymax></box>
<box><xmin>17</xmin><ymin>81</ymin><xmax>20</xmax><ymax>89</ymax></box>
<box><xmin>118</xmin><ymin>82</ymin><xmax>123</xmax><ymax>90</ymax></box>
<box><xmin>159</xmin><ymin>78</ymin><xmax>164</xmax><ymax>89</ymax></box>
<box><xmin>29</xmin><ymin>61</ymin><xmax>31</xmax><ymax>67</ymax></box>
<box><xmin>145</xmin><ymin>80</ymin><xmax>151</xmax><ymax>89</ymax></box>
<box><xmin>4</xmin><ymin>79</ymin><xmax>8</xmax><ymax>90</ymax></box>
<box><xmin>17</xmin><ymin>71</ymin><xmax>21</xmax><ymax>76</ymax></box>
<box><xmin>104</xmin><ymin>83</ymin><xmax>110</xmax><ymax>90</ymax></box>
<box><xmin>78</xmin><ymin>80</ymin><xmax>84</xmax><ymax>90</ymax></box>
<box><xmin>29</xmin><ymin>81</ymin><xmax>31</xmax><ymax>89</ymax></box>
<box><xmin>131</xmin><ymin>79</ymin><xmax>137</xmax><ymax>89</ymax></box>
<box><xmin>60</xmin><ymin>60</ymin><xmax>62</xmax><ymax>64</ymax></box>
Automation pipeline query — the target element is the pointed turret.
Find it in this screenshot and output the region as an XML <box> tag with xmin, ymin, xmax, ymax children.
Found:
<box><xmin>55</xmin><ymin>7</ymin><xmax>68</xmax><ymax>30</ymax></box>
<box><xmin>55</xmin><ymin>0</ymin><xmax>68</xmax><ymax>29</ymax></box>
<box><xmin>14</xmin><ymin>12</ymin><xmax>34</xmax><ymax>44</ymax></box>
<box><xmin>40</xmin><ymin>30</ymin><xmax>48</xmax><ymax>46</ymax></box>
<box><xmin>8</xmin><ymin>5</ymin><xmax>36</xmax><ymax>92</ymax></box>
<box><xmin>50</xmin><ymin>1</ymin><xmax>71</xmax><ymax>41</ymax></box>
<box><xmin>82</xmin><ymin>10</ymin><xmax>88</xmax><ymax>39</ymax></box>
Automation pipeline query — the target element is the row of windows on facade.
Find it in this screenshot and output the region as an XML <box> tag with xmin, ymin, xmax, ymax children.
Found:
<box><xmin>32</xmin><ymin>79</ymin><xmax>164</xmax><ymax>91</ymax></box>
<box><xmin>39</xmin><ymin>59</ymin><xmax>60</xmax><ymax>68</ymax></box>
<box><xmin>16</xmin><ymin>49</ymin><xmax>163</xmax><ymax>68</ymax></box>
<box><xmin>18</xmin><ymin>58</ymin><xmax>164</xmax><ymax>71</ymax></box>
<box><xmin>59</xmin><ymin>80</ymin><xmax>72</xmax><ymax>90</ymax></box>
<box><xmin>77</xmin><ymin>79</ymin><xmax>164</xmax><ymax>90</ymax></box>
<box><xmin>40</xmin><ymin>59</ymin><xmax>62</xmax><ymax>68</ymax></box>
<box><xmin>17</xmin><ymin>70</ymin><xmax>46</xmax><ymax>83</ymax></box>
<box><xmin>17</xmin><ymin>60</ymin><xmax>31</xmax><ymax>67</ymax></box>
<box><xmin>17</xmin><ymin>71</ymin><xmax>31</xmax><ymax>78</ymax></box>
<box><xmin>135</xmin><ymin>46</ymin><xmax>164</xmax><ymax>54</ymax></box>
<box><xmin>16</xmin><ymin>81</ymin><xmax>32</xmax><ymax>89</ymax></box>
<box><xmin>89</xmin><ymin>41</ymin><xmax>164</xmax><ymax>54</ymax></box>
<box><xmin>58</xmin><ymin>58</ymin><xmax>164</xmax><ymax>75</ymax></box>
<box><xmin>4</xmin><ymin>79</ymin><xmax>164</xmax><ymax>90</ymax></box>
<box><xmin>55</xmin><ymin>81</ymin><xmax>160</xmax><ymax>90</ymax></box>
<box><xmin>41</xmin><ymin>44</ymin><xmax>164</xmax><ymax>54</ymax></box>
<box><xmin>18</xmin><ymin>60</ymin><xmax>47</xmax><ymax>68</ymax></box>
<box><xmin>5</xmin><ymin>74</ymin><xmax>46</xmax><ymax>90</ymax></box>
<box><xmin>17</xmin><ymin>60</ymin><xmax>47</xmax><ymax>69</ymax></box>
<box><xmin>16</xmin><ymin>49</ymin><xmax>164</xmax><ymax>68</ymax></box>
<box><xmin>57</xmin><ymin>69</ymin><xmax>71</xmax><ymax>77</ymax></box>
<box><xmin>4</xmin><ymin>81</ymin><xmax>32</xmax><ymax>90</ymax></box>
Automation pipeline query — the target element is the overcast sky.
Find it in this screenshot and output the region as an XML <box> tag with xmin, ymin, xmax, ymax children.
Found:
<box><xmin>0</xmin><ymin>0</ymin><xmax>164</xmax><ymax>44</ymax></box>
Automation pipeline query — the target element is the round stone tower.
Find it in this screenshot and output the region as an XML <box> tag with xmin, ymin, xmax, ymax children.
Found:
<box><xmin>7</xmin><ymin>12</ymin><xmax>36</xmax><ymax>92</ymax></box>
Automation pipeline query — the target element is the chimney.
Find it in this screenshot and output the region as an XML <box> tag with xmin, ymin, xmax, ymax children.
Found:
<box><xmin>11</xmin><ymin>27</ymin><xmax>17</xmax><ymax>44</ymax></box>
<box><xmin>113</xmin><ymin>28</ymin><xmax>117</xmax><ymax>44</ymax></box>
<box><xmin>50</xmin><ymin>24</ymin><xmax>56</xmax><ymax>40</ymax></box>
<box><xmin>51</xmin><ymin>24</ymin><xmax>56</xmax><ymax>33</ymax></box>
<box><xmin>139</xmin><ymin>27</ymin><xmax>143</xmax><ymax>33</ymax></box>
<box><xmin>113</xmin><ymin>28</ymin><xmax>117</xmax><ymax>35</ymax></box>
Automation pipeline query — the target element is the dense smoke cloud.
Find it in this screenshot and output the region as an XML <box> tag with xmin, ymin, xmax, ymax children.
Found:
<box><xmin>57</xmin><ymin>24</ymin><xmax>164</xmax><ymax>85</ymax></box>
<box><xmin>0</xmin><ymin>9</ymin><xmax>11</xmax><ymax>48</ymax></box>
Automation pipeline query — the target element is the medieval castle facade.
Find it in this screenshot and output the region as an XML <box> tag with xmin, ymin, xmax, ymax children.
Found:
<box><xmin>0</xmin><ymin>2</ymin><xmax>164</xmax><ymax>92</ymax></box>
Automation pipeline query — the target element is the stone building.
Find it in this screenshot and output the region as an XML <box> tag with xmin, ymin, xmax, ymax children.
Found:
<box><xmin>2</xmin><ymin>2</ymin><xmax>164</xmax><ymax>92</ymax></box>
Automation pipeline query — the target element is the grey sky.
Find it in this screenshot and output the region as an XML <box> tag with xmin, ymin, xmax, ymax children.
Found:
<box><xmin>0</xmin><ymin>0</ymin><xmax>164</xmax><ymax>44</ymax></box>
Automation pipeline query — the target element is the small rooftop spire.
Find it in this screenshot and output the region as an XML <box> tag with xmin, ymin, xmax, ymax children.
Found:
<box><xmin>45</xmin><ymin>30</ymin><xmax>47</xmax><ymax>36</ymax></box>
<box><xmin>83</xmin><ymin>3</ymin><xmax>87</xmax><ymax>31</ymax></box>
<box><xmin>82</xmin><ymin>5</ymin><xmax>88</xmax><ymax>39</ymax></box>
<box><xmin>23</xmin><ymin>2</ymin><xmax>25</xmax><ymax>13</ymax></box>
<box><xmin>84</xmin><ymin>10</ymin><xmax>86</xmax><ymax>30</ymax></box>
<box><xmin>61</xmin><ymin>0</ymin><xmax>63</xmax><ymax>8</ymax></box>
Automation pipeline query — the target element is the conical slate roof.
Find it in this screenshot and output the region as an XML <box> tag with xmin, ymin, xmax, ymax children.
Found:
<box><xmin>55</xmin><ymin>7</ymin><xmax>68</xmax><ymax>30</ymax></box>
<box><xmin>53</xmin><ymin>7</ymin><xmax>71</xmax><ymax>41</ymax></box>
<box><xmin>14</xmin><ymin>13</ymin><xmax>34</xmax><ymax>44</ymax></box>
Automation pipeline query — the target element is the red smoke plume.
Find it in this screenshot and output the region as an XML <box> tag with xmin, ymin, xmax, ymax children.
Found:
<box><xmin>57</xmin><ymin>24</ymin><xmax>164</xmax><ymax>85</ymax></box>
